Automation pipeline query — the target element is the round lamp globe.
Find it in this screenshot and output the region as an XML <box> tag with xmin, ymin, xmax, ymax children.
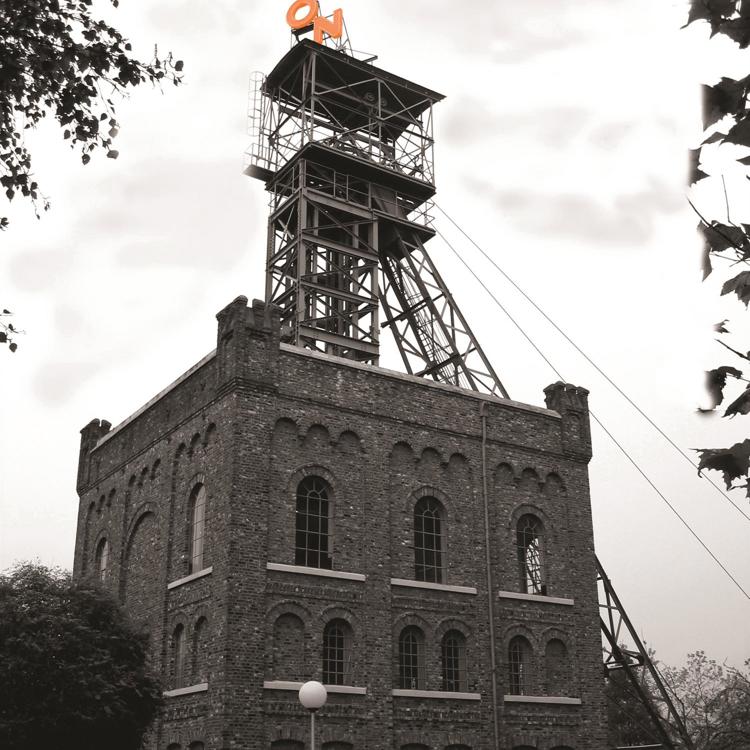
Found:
<box><xmin>298</xmin><ymin>680</ymin><xmax>328</xmax><ymax>711</ymax></box>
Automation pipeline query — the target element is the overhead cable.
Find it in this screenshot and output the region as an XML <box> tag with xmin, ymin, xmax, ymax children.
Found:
<box><xmin>435</xmin><ymin>226</ymin><xmax>750</xmax><ymax>603</ymax></box>
<box><xmin>435</xmin><ymin>202</ymin><xmax>750</xmax><ymax>526</ymax></box>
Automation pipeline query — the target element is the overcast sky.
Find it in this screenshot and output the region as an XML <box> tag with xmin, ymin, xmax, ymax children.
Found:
<box><xmin>1</xmin><ymin>0</ymin><xmax>749</xmax><ymax>669</ymax></box>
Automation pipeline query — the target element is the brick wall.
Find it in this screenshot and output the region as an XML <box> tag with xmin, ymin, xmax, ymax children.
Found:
<box><xmin>74</xmin><ymin>296</ymin><xmax>609</xmax><ymax>750</ymax></box>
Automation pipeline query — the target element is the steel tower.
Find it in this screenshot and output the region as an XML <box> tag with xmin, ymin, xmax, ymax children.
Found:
<box><xmin>246</xmin><ymin>38</ymin><xmax>508</xmax><ymax>398</ymax></box>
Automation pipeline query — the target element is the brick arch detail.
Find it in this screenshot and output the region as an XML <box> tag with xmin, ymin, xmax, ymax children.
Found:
<box><xmin>493</xmin><ymin>461</ymin><xmax>517</xmax><ymax>485</ymax></box>
<box><xmin>318</xmin><ymin>604</ymin><xmax>359</xmax><ymax>632</ymax></box>
<box><xmin>287</xmin><ymin>464</ymin><xmax>338</xmax><ymax>493</ymax></box>
<box><xmin>540</xmin><ymin>626</ymin><xmax>572</xmax><ymax>646</ymax></box>
<box><xmin>507</xmin><ymin>502</ymin><xmax>553</xmax><ymax>536</ymax></box>
<box><xmin>302</xmin><ymin>422</ymin><xmax>331</xmax><ymax>448</ymax></box>
<box><xmin>318</xmin><ymin>728</ymin><xmax>357</xmax><ymax>746</ymax></box>
<box><xmin>265</xmin><ymin>600</ymin><xmax>313</xmax><ymax>628</ymax></box>
<box><xmin>543</xmin><ymin>471</ymin><xmax>567</xmax><ymax>494</ymax></box>
<box><xmin>405</xmin><ymin>485</ymin><xmax>452</xmax><ymax>524</ymax></box>
<box><xmin>392</xmin><ymin>612</ymin><xmax>430</xmax><ymax>639</ymax></box>
<box><xmin>267</xmin><ymin>725</ymin><xmax>307</xmax><ymax>745</ymax></box>
<box><xmin>501</xmin><ymin>624</ymin><xmax>539</xmax><ymax>652</ymax></box>
<box><xmin>188</xmin><ymin>432</ymin><xmax>202</xmax><ymax>457</ymax></box>
<box><xmin>335</xmin><ymin>428</ymin><xmax>365</xmax><ymax>453</ymax></box>
<box><xmin>434</xmin><ymin>617</ymin><xmax>473</xmax><ymax>641</ymax></box>
<box><xmin>124</xmin><ymin>502</ymin><xmax>160</xmax><ymax>544</ymax></box>
<box><xmin>518</xmin><ymin>466</ymin><xmax>542</xmax><ymax>491</ymax></box>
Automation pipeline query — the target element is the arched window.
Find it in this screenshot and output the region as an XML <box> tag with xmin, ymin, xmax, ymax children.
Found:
<box><xmin>188</xmin><ymin>744</ymin><xmax>205</xmax><ymax>750</ymax></box>
<box><xmin>94</xmin><ymin>538</ymin><xmax>109</xmax><ymax>583</ymax></box>
<box><xmin>295</xmin><ymin>476</ymin><xmax>332</xmax><ymax>569</ymax></box>
<box><xmin>271</xmin><ymin>742</ymin><xmax>304</xmax><ymax>750</ymax></box>
<box><xmin>167</xmin><ymin>744</ymin><xmax>182</xmax><ymax>750</ymax></box>
<box><xmin>172</xmin><ymin>624</ymin><xmax>186</xmax><ymax>688</ymax></box>
<box><xmin>323</xmin><ymin>619</ymin><xmax>352</xmax><ymax>685</ymax></box>
<box><xmin>545</xmin><ymin>639</ymin><xmax>570</xmax><ymax>695</ymax></box>
<box><xmin>188</xmin><ymin>484</ymin><xmax>207</xmax><ymax>574</ymax></box>
<box><xmin>192</xmin><ymin>617</ymin><xmax>208</xmax><ymax>684</ymax></box>
<box><xmin>441</xmin><ymin>630</ymin><xmax>467</xmax><ymax>692</ymax></box>
<box><xmin>508</xmin><ymin>636</ymin><xmax>532</xmax><ymax>695</ymax></box>
<box><xmin>398</xmin><ymin>626</ymin><xmax>425</xmax><ymax>690</ymax></box>
<box><xmin>273</xmin><ymin>613</ymin><xmax>305</xmax><ymax>680</ymax></box>
<box><xmin>516</xmin><ymin>514</ymin><xmax>544</xmax><ymax>594</ymax></box>
<box><xmin>414</xmin><ymin>496</ymin><xmax>444</xmax><ymax>583</ymax></box>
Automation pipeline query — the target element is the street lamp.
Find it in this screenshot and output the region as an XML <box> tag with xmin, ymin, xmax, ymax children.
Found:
<box><xmin>298</xmin><ymin>680</ymin><xmax>327</xmax><ymax>750</ymax></box>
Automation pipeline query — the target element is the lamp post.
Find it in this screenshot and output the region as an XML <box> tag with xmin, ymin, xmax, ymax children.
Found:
<box><xmin>298</xmin><ymin>680</ymin><xmax>327</xmax><ymax>750</ymax></box>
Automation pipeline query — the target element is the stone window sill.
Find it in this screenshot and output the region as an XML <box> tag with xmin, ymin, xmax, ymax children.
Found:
<box><xmin>164</xmin><ymin>683</ymin><xmax>208</xmax><ymax>698</ymax></box>
<box><xmin>392</xmin><ymin>689</ymin><xmax>481</xmax><ymax>700</ymax></box>
<box><xmin>503</xmin><ymin>695</ymin><xmax>581</xmax><ymax>705</ymax></box>
<box><xmin>498</xmin><ymin>590</ymin><xmax>574</xmax><ymax>606</ymax></box>
<box><xmin>391</xmin><ymin>578</ymin><xmax>477</xmax><ymax>595</ymax></box>
<box><xmin>167</xmin><ymin>567</ymin><xmax>213</xmax><ymax>590</ymax></box>
<box><xmin>266</xmin><ymin>562</ymin><xmax>365</xmax><ymax>582</ymax></box>
<box><xmin>263</xmin><ymin>681</ymin><xmax>366</xmax><ymax>695</ymax></box>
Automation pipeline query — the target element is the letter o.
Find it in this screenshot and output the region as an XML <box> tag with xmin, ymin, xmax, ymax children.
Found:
<box><xmin>286</xmin><ymin>0</ymin><xmax>318</xmax><ymax>30</ymax></box>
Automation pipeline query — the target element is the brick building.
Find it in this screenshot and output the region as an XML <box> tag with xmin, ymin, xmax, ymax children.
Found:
<box><xmin>73</xmin><ymin>32</ymin><xmax>609</xmax><ymax>750</ymax></box>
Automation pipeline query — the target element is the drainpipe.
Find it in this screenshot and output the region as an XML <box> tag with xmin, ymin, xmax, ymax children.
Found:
<box><xmin>480</xmin><ymin>401</ymin><xmax>500</xmax><ymax>749</ymax></box>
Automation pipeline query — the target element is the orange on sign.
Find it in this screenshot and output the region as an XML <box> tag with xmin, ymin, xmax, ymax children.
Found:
<box><xmin>286</xmin><ymin>1</ymin><xmax>344</xmax><ymax>45</ymax></box>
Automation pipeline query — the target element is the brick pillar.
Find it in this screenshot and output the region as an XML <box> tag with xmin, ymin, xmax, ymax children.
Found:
<box><xmin>543</xmin><ymin>382</ymin><xmax>592</xmax><ymax>462</ymax></box>
<box><xmin>77</xmin><ymin>418</ymin><xmax>111</xmax><ymax>493</ymax></box>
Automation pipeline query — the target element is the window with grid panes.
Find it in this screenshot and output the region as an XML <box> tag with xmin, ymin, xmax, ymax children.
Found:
<box><xmin>398</xmin><ymin>626</ymin><xmax>425</xmax><ymax>689</ymax></box>
<box><xmin>295</xmin><ymin>477</ymin><xmax>332</xmax><ymax>569</ymax></box>
<box><xmin>516</xmin><ymin>514</ymin><xmax>544</xmax><ymax>594</ymax></box>
<box><xmin>414</xmin><ymin>496</ymin><xmax>443</xmax><ymax>583</ymax></box>
<box><xmin>508</xmin><ymin>635</ymin><xmax>532</xmax><ymax>695</ymax></box>
<box><xmin>188</xmin><ymin>484</ymin><xmax>207</xmax><ymax>574</ymax></box>
<box><xmin>172</xmin><ymin>624</ymin><xmax>186</xmax><ymax>688</ymax></box>
<box><xmin>441</xmin><ymin>630</ymin><xmax>467</xmax><ymax>692</ymax></box>
<box><xmin>323</xmin><ymin>619</ymin><xmax>351</xmax><ymax>685</ymax></box>
<box><xmin>94</xmin><ymin>538</ymin><xmax>109</xmax><ymax>583</ymax></box>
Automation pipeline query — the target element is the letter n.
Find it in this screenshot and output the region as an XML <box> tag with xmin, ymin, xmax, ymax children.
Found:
<box><xmin>314</xmin><ymin>9</ymin><xmax>343</xmax><ymax>44</ymax></box>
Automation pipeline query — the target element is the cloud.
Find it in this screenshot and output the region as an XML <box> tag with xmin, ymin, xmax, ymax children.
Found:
<box><xmin>378</xmin><ymin>0</ymin><xmax>614</xmax><ymax>63</ymax></box>
<box><xmin>472</xmin><ymin>179</ymin><xmax>683</xmax><ymax>246</ymax></box>
<box><xmin>9</xmin><ymin>249</ymin><xmax>74</xmax><ymax>292</ymax></box>
<box><xmin>10</xmin><ymin>156</ymin><xmax>257</xmax><ymax>274</ymax></box>
<box><xmin>441</xmin><ymin>99</ymin><xmax>590</xmax><ymax>148</ymax></box>
<box><xmin>33</xmin><ymin>361</ymin><xmax>100</xmax><ymax>406</ymax></box>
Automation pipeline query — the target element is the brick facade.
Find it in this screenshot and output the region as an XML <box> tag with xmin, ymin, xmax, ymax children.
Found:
<box><xmin>73</xmin><ymin>296</ymin><xmax>609</xmax><ymax>750</ymax></box>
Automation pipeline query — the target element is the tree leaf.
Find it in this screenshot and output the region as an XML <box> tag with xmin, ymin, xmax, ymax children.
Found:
<box><xmin>705</xmin><ymin>366</ymin><xmax>743</xmax><ymax>408</ymax></box>
<box><xmin>107</xmin><ymin>150</ymin><xmax>119</xmax><ymax>159</ymax></box>
<box><xmin>714</xmin><ymin>320</ymin><xmax>730</xmax><ymax>333</ymax></box>
<box><xmin>8</xmin><ymin>342</ymin><xmax>17</xmax><ymax>352</ymax></box>
<box><xmin>719</xmin><ymin>16</ymin><xmax>750</xmax><ymax>48</ymax></box>
<box><xmin>725</xmin><ymin>116</ymin><xmax>750</xmax><ymax>147</ymax></box>
<box><xmin>702</xmin><ymin>77</ymin><xmax>749</xmax><ymax>129</ymax></box>
<box><xmin>689</xmin><ymin>148</ymin><xmax>709</xmax><ymax>184</ymax></box>
<box><xmin>81</xmin><ymin>153</ymin><xmax>90</xmax><ymax>165</ymax></box>
<box><xmin>699</xmin><ymin>221</ymin><xmax>750</xmax><ymax>255</ymax></box>
<box><xmin>174</xmin><ymin>60</ymin><xmax>184</xmax><ymax>72</ymax></box>
<box><xmin>721</xmin><ymin>270</ymin><xmax>750</xmax><ymax>305</ymax></box>
<box><xmin>724</xmin><ymin>386</ymin><xmax>750</xmax><ymax>417</ymax></box>
<box><xmin>687</xmin><ymin>0</ymin><xmax>714</xmax><ymax>25</ymax></box>
<box><xmin>0</xmin><ymin>332</ymin><xmax>6</xmax><ymax>343</ymax></box>
<box><xmin>696</xmin><ymin>438</ymin><xmax>750</xmax><ymax>490</ymax></box>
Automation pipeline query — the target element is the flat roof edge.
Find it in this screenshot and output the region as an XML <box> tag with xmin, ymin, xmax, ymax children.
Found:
<box><xmin>93</xmin><ymin>350</ymin><xmax>218</xmax><ymax>451</ymax></box>
<box><xmin>279</xmin><ymin>343</ymin><xmax>559</xmax><ymax>419</ymax></box>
